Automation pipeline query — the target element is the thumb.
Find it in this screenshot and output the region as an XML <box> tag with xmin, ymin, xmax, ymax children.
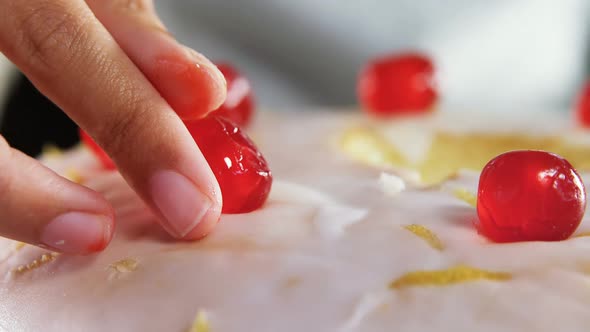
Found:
<box><xmin>0</xmin><ymin>136</ymin><xmax>114</xmax><ymax>254</ymax></box>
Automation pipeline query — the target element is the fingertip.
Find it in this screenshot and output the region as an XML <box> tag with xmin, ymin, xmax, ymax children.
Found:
<box><xmin>149</xmin><ymin>170</ymin><xmax>221</xmax><ymax>240</ymax></box>
<box><xmin>181</xmin><ymin>46</ymin><xmax>227</xmax><ymax>112</ymax></box>
<box><xmin>150</xmin><ymin>46</ymin><xmax>227</xmax><ymax>120</ymax></box>
<box><xmin>181</xmin><ymin>203</ymin><xmax>222</xmax><ymax>240</ymax></box>
<box><xmin>40</xmin><ymin>211</ymin><xmax>115</xmax><ymax>255</ymax></box>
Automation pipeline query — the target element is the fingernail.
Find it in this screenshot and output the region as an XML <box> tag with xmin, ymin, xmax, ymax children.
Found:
<box><xmin>149</xmin><ymin>170</ymin><xmax>213</xmax><ymax>238</ymax></box>
<box><xmin>41</xmin><ymin>212</ymin><xmax>112</xmax><ymax>254</ymax></box>
<box><xmin>183</xmin><ymin>47</ymin><xmax>226</xmax><ymax>89</ymax></box>
<box><xmin>182</xmin><ymin>46</ymin><xmax>227</xmax><ymax>109</ymax></box>
<box><xmin>150</xmin><ymin>46</ymin><xmax>227</xmax><ymax>120</ymax></box>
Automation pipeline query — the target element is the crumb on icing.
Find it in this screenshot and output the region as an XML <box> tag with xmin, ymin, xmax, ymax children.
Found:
<box><xmin>13</xmin><ymin>252</ymin><xmax>59</xmax><ymax>276</ymax></box>
<box><xmin>452</xmin><ymin>188</ymin><xmax>477</xmax><ymax>207</ymax></box>
<box><xmin>107</xmin><ymin>258</ymin><xmax>139</xmax><ymax>280</ymax></box>
<box><xmin>188</xmin><ymin>310</ymin><xmax>210</xmax><ymax>332</ymax></box>
<box><xmin>403</xmin><ymin>224</ymin><xmax>444</xmax><ymax>251</ymax></box>
<box><xmin>282</xmin><ymin>276</ymin><xmax>302</xmax><ymax>289</ymax></box>
<box><xmin>64</xmin><ymin>168</ymin><xmax>83</xmax><ymax>184</ymax></box>
<box><xmin>378</xmin><ymin>172</ymin><xmax>406</xmax><ymax>195</ymax></box>
<box><xmin>109</xmin><ymin>258</ymin><xmax>138</xmax><ymax>273</ymax></box>
<box><xmin>389</xmin><ymin>265</ymin><xmax>511</xmax><ymax>289</ymax></box>
<box><xmin>340</xmin><ymin>127</ymin><xmax>590</xmax><ymax>185</ymax></box>
<box><xmin>14</xmin><ymin>242</ymin><xmax>26</xmax><ymax>251</ymax></box>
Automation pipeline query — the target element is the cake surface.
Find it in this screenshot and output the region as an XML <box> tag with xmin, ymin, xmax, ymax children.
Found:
<box><xmin>2</xmin><ymin>111</ymin><xmax>590</xmax><ymax>331</ymax></box>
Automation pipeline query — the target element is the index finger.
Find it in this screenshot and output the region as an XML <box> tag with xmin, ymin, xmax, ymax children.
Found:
<box><xmin>0</xmin><ymin>0</ymin><xmax>224</xmax><ymax>240</ymax></box>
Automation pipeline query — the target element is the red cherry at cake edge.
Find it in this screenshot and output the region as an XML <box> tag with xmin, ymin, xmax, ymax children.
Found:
<box><xmin>476</xmin><ymin>150</ymin><xmax>586</xmax><ymax>243</ymax></box>
<box><xmin>79</xmin><ymin>129</ymin><xmax>116</xmax><ymax>170</ymax></box>
<box><xmin>184</xmin><ymin>116</ymin><xmax>272</xmax><ymax>214</ymax></box>
<box><xmin>357</xmin><ymin>52</ymin><xmax>437</xmax><ymax>116</ymax></box>
<box><xmin>575</xmin><ymin>80</ymin><xmax>590</xmax><ymax>128</ymax></box>
<box><xmin>211</xmin><ymin>62</ymin><xmax>255</xmax><ymax>127</ymax></box>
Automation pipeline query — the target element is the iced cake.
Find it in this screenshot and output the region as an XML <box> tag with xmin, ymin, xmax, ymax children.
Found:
<box><xmin>1</xmin><ymin>109</ymin><xmax>590</xmax><ymax>331</ymax></box>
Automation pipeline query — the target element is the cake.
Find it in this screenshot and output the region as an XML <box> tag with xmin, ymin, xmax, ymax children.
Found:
<box><xmin>1</xmin><ymin>109</ymin><xmax>590</xmax><ymax>331</ymax></box>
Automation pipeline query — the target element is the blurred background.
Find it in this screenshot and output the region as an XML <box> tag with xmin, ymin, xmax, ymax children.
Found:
<box><xmin>0</xmin><ymin>0</ymin><xmax>589</xmax><ymax>155</ymax></box>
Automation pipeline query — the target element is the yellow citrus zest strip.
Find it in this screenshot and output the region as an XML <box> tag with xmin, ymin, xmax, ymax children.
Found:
<box><xmin>403</xmin><ymin>224</ymin><xmax>444</xmax><ymax>251</ymax></box>
<box><xmin>188</xmin><ymin>310</ymin><xmax>210</xmax><ymax>332</ymax></box>
<box><xmin>389</xmin><ymin>265</ymin><xmax>512</xmax><ymax>289</ymax></box>
<box><xmin>452</xmin><ymin>188</ymin><xmax>477</xmax><ymax>207</ymax></box>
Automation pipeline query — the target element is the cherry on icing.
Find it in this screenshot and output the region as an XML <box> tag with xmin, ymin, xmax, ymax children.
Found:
<box><xmin>185</xmin><ymin>116</ymin><xmax>272</xmax><ymax>214</ymax></box>
<box><xmin>576</xmin><ymin>80</ymin><xmax>590</xmax><ymax>128</ymax></box>
<box><xmin>357</xmin><ymin>52</ymin><xmax>437</xmax><ymax>116</ymax></box>
<box><xmin>211</xmin><ymin>63</ymin><xmax>255</xmax><ymax>127</ymax></box>
<box><xmin>79</xmin><ymin>129</ymin><xmax>116</xmax><ymax>170</ymax></box>
<box><xmin>476</xmin><ymin>150</ymin><xmax>586</xmax><ymax>242</ymax></box>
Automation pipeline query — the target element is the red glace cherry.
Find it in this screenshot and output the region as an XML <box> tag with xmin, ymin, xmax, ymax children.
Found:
<box><xmin>79</xmin><ymin>129</ymin><xmax>116</xmax><ymax>170</ymax></box>
<box><xmin>575</xmin><ymin>80</ymin><xmax>590</xmax><ymax>128</ymax></box>
<box><xmin>185</xmin><ymin>116</ymin><xmax>272</xmax><ymax>214</ymax></box>
<box><xmin>211</xmin><ymin>63</ymin><xmax>255</xmax><ymax>127</ymax></box>
<box><xmin>357</xmin><ymin>52</ymin><xmax>437</xmax><ymax>116</ymax></box>
<box><xmin>476</xmin><ymin>150</ymin><xmax>586</xmax><ymax>242</ymax></box>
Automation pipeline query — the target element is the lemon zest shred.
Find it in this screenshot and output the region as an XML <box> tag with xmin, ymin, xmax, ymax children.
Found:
<box><xmin>452</xmin><ymin>188</ymin><xmax>477</xmax><ymax>207</ymax></box>
<box><xmin>389</xmin><ymin>265</ymin><xmax>512</xmax><ymax>289</ymax></box>
<box><xmin>340</xmin><ymin>127</ymin><xmax>590</xmax><ymax>185</ymax></box>
<box><xmin>188</xmin><ymin>310</ymin><xmax>210</xmax><ymax>332</ymax></box>
<box><xmin>403</xmin><ymin>224</ymin><xmax>444</xmax><ymax>251</ymax></box>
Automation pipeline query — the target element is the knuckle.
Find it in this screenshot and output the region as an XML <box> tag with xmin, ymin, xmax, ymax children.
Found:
<box><xmin>16</xmin><ymin>1</ymin><xmax>92</xmax><ymax>73</ymax></box>
<box><xmin>95</xmin><ymin>88</ymin><xmax>155</xmax><ymax>159</ymax></box>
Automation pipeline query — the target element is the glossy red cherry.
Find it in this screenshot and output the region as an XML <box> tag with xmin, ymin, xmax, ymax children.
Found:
<box><xmin>211</xmin><ymin>63</ymin><xmax>255</xmax><ymax>127</ymax></box>
<box><xmin>185</xmin><ymin>116</ymin><xmax>272</xmax><ymax>214</ymax></box>
<box><xmin>476</xmin><ymin>150</ymin><xmax>586</xmax><ymax>242</ymax></box>
<box><xmin>357</xmin><ymin>52</ymin><xmax>437</xmax><ymax>116</ymax></box>
<box><xmin>79</xmin><ymin>129</ymin><xmax>116</xmax><ymax>170</ymax></box>
<box><xmin>575</xmin><ymin>80</ymin><xmax>590</xmax><ymax>128</ymax></box>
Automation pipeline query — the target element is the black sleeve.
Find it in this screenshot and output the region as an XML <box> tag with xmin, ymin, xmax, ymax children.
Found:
<box><xmin>0</xmin><ymin>72</ymin><xmax>78</xmax><ymax>157</ymax></box>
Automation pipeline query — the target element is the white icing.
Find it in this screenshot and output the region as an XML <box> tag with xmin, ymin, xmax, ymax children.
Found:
<box><xmin>378</xmin><ymin>172</ymin><xmax>406</xmax><ymax>196</ymax></box>
<box><xmin>379</xmin><ymin>119</ymin><xmax>434</xmax><ymax>164</ymax></box>
<box><xmin>6</xmin><ymin>111</ymin><xmax>590</xmax><ymax>331</ymax></box>
<box><xmin>269</xmin><ymin>180</ymin><xmax>337</xmax><ymax>205</ymax></box>
<box><xmin>339</xmin><ymin>291</ymin><xmax>389</xmax><ymax>332</ymax></box>
<box><xmin>313</xmin><ymin>205</ymin><xmax>368</xmax><ymax>239</ymax></box>
<box><xmin>269</xmin><ymin>180</ymin><xmax>368</xmax><ymax>239</ymax></box>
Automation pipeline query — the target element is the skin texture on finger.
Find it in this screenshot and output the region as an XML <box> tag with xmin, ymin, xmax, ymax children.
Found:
<box><xmin>86</xmin><ymin>0</ymin><xmax>227</xmax><ymax>121</ymax></box>
<box><xmin>0</xmin><ymin>136</ymin><xmax>114</xmax><ymax>254</ymax></box>
<box><xmin>0</xmin><ymin>0</ymin><xmax>222</xmax><ymax>240</ymax></box>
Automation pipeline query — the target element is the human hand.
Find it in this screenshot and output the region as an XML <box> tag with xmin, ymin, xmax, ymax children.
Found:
<box><xmin>0</xmin><ymin>0</ymin><xmax>226</xmax><ymax>254</ymax></box>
